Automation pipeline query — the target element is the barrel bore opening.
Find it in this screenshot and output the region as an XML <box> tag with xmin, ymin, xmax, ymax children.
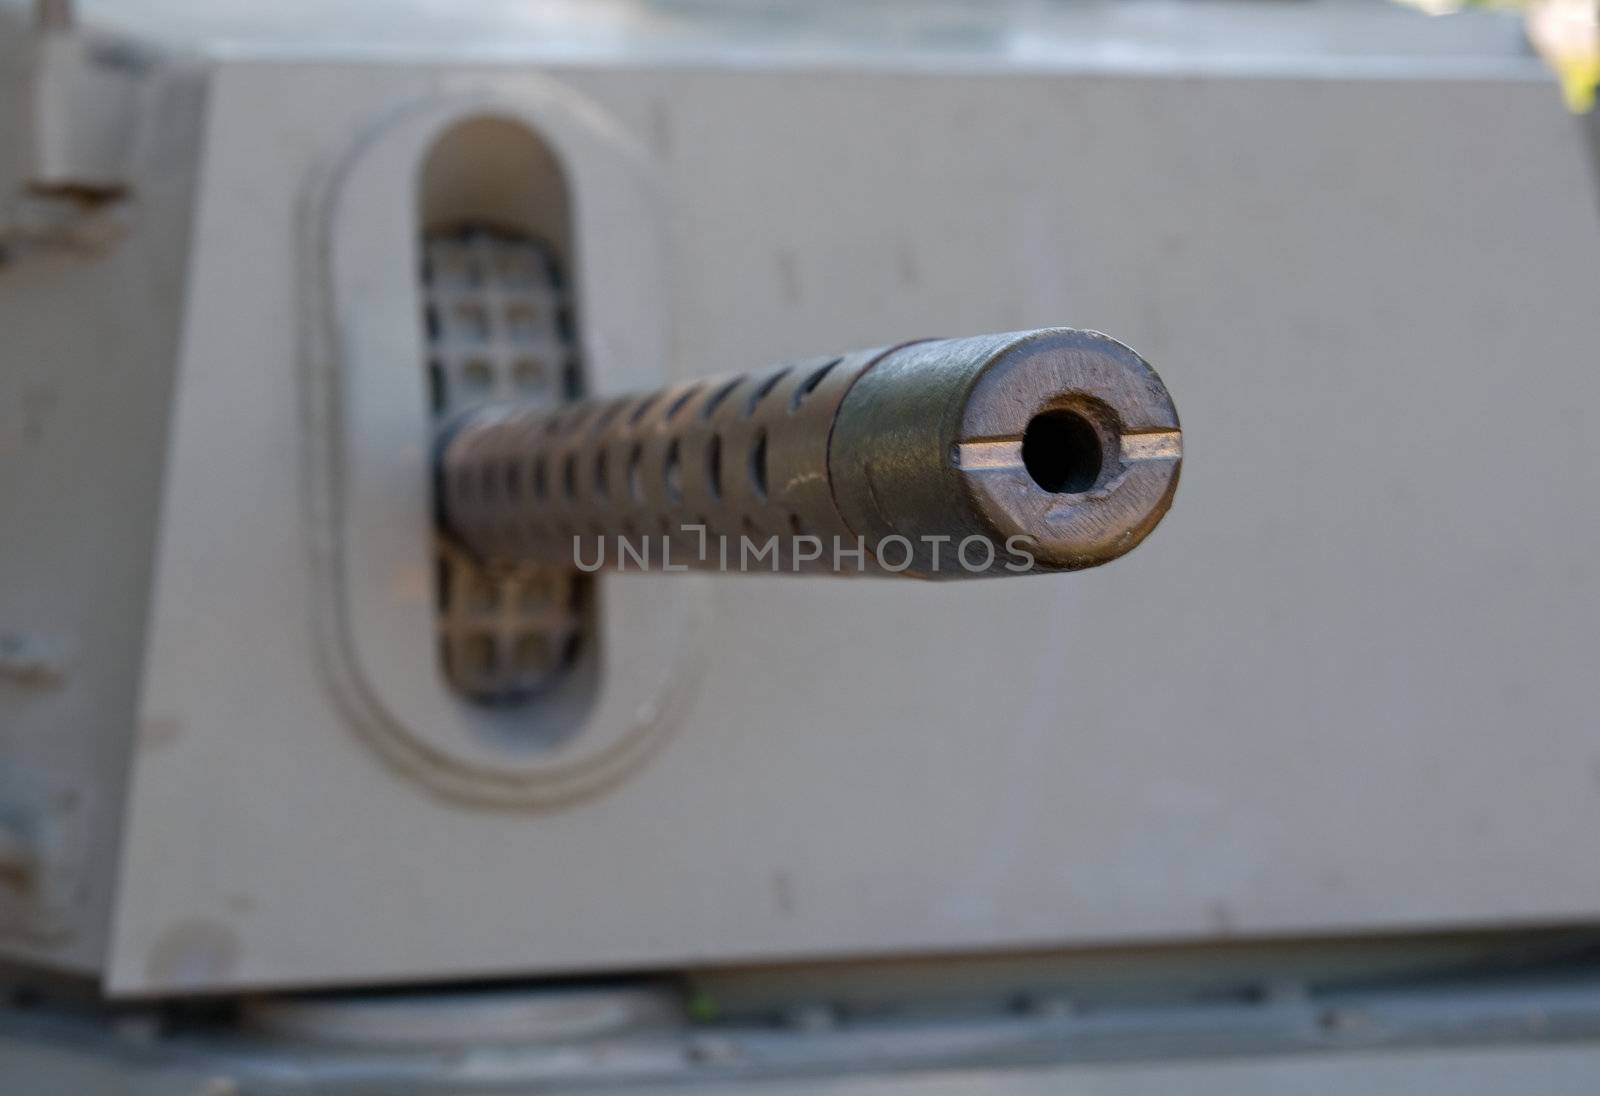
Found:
<box><xmin>1022</xmin><ymin>408</ymin><xmax>1104</xmax><ymax>494</ymax></box>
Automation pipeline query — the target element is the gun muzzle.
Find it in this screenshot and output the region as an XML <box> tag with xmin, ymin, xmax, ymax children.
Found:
<box><xmin>437</xmin><ymin>328</ymin><xmax>1181</xmax><ymax>578</ymax></box>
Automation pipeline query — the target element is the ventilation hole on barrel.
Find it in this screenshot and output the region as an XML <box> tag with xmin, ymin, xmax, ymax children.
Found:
<box><xmin>707</xmin><ymin>433</ymin><xmax>724</xmax><ymax>501</ymax></box>
<box><xmin>594</xmin><ymin>448</ymin><xmax>609</xmax><ymax>501</ymax></box>
<box><xmin>627</xmin><ymin>443</ymin><xmax>644</xmax><ymax>503</ymax></box>
<box><xmin>791</xmin><ymin>358</ymin><xmax>840</xmax><ymax>412</ymax></box>
<box><xmin>749</xmin><ymin>428</ymin><xmax>769</xmax><ymax>501</ymax></box>
<box><xmin>505</xmin><ymin>461</ymin><xmax>522</xmax><ymax>499</ymax></box>
<box><xmin>665</xmin><ymin>438</ymin><xmax>684</xmax><ymax>503</ymax></box>
<box><xmin>533</xmin><ymin>456</ymin><xmax>547</xmax><ymax>500</ymax></box>
<box><xmin>562</xmin><ymin>453</ymin><xmax>577</xmax><ymax>501</ymax></box>
<box><xmin>789</xmin><ymin>512</ymin><xmax>806</xmax><ymax>535</ymax></box>
<box><xmin>666</xmin><ymin>385</ymin><xmax>701</xmax><ymax>422</ymax></box>
<box><xmin>701</xmin><ymin>378</ymin><xmax>740</xmax><ymax>421</ymax></box>
<box><xmin>628</xmin><ymin>393</ymin><xmax>661</xmax><ymax>426</ymax></box>
<box><xmin>747</xmin><ymin>369</ymin><xmax>790</xmax><ymax>416</ymax></box>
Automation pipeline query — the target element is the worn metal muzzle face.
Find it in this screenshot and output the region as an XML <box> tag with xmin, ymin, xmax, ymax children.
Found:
<box><xmin>438</xmin><ymin>328</ymin><xmax>1182</xmax><ymax>578</ymax></box>
<box><xmin>830</xmin><ymin>328</ymin><xmax>1183</xmax><ymax>575</ymax></box>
